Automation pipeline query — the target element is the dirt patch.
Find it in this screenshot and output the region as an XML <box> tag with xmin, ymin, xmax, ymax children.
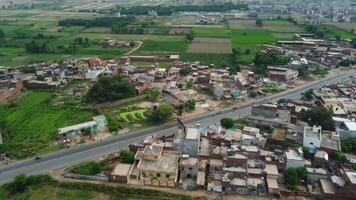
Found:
<box><xmin>187</xmin><ymin>37</ymin><xmax>232</xmax><ymax>53</ymax></box>
<box><xmin>11</xmin><ymin>56</ymin><xmax>28</xmax><ymax>61</ymax></box>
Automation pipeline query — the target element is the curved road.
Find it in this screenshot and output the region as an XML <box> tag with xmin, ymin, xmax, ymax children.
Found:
<box><xmin>0</xmin><ymin>70</ymin><xmax>355</xmax><ymax>184</ymax></box>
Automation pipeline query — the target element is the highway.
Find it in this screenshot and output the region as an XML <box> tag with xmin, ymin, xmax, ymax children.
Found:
<box><xmin>0</xmin><ymin>70</ymin><xmax>355</xmax><ymax>184</ymax></box>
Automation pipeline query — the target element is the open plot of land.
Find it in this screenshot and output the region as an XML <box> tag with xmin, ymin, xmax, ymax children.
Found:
<box><xmin>169</xmin><ymin>26</ymin><xmax>192</xmax><ymax>35</ymax></box>
<box><xmin>318</xmin><ymin>24</ymin><xmax>355</xmax><ymax>39</ymax></box>
<box><xmin>77</xmin><ymin>33</ymin><xmax>185</xmax><ymax>41</ymax></box>
<box><xmin>192</xmin><ymin>27</ymin><xmax>231</xmax><ymax>38</ymax></box>
<box><xmin>187</xmin><ymin>37</ymin><xmax>232</xmax><ymax>53</ymax></box>
<box><xmin>0</xmin><ymin>91</ymin><xmax>96</xmax><ymax>158</ymax></box>
<box><xmin>231</xmin><ymin>29</ymin><xmax>278</xmax><ymax>46</ymax></box>
<box><xmin>228</xmin><ymin>19</ymin><xmax>302</xmax><ymax>32</ymax></box>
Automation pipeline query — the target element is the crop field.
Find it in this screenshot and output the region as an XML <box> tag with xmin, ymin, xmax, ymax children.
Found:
<box><xmin>181</xmin><ymin>53</ymin><xmax>234</xmax><ymax>66</ymax></box>
<box><xmin>228</xmin><ymin>19</ymin><xmax>302</xmax><ymax>32</ymax></box>
<box><xmin>169</xmin><ymin>27</ymin><xmax>192</xmax><ymax>35</ymax></box>
<box><xmin>192</xmin><ymin>27</ymin><xmax>231</xmax><ymax>38</ymax></box>
<box><xmin>187</xmin><ymin>37</ymin><xmax>232</xmax><ymax>53</ymax></box>
<box><xmin>0</xmin><ymin>91</ymin><xmax>96</xmax><ymax>158</ymax></box>
<box><xmin>317</xmin><ymin>25</ymin><xmax>355</xmax><ymax>39</ymax></box>
<box><xmin>231</xmin><ymin>29</ymin><xmax>278</xmax><ymax>46</ymax></box>
<box><xmin>138</xmin><ymin>40</ymin><xmax>188</xmax><ymax>53</ymax></box>
<box><xmin>119</xmin><ymin>109</ymin><xmax>147</xmax><ymax>123</ymax></box>
<box><xmin>327</xmin><ymin>22</ymin><xmax>356</xmax><ymax>33</ymax></box>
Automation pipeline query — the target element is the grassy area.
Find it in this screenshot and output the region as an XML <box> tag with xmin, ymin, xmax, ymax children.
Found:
<box><xmin>2</xmin><ymin>181</ymin><xmax>192</xmax><ymax>200</ymax></box>
<box><xmin>318</xmin><ymin>25</ymin><xmax>355</xmax><ymax>39</ymax></box>
<box><xmin>192</xmin><ymin>27</ymin><xmax>231</xmax><ymax>38</ymax></box>
<box><xmin>0</xmin><ymin>91</ymin><xmax>96</xmax><ymax>158</ymax></box>
<box><xmin>231</xmin><ymin>29</ymin><xmax>278</xmax><ymax>45</ymax></box>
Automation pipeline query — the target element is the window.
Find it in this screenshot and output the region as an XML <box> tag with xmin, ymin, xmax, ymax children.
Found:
<box><xmin>166</xmin><ymin>174</ymin><xmax>170</xmax><ymax>178</ymax></box>
<box><xmin>157</xmin><ymin>173</ymin><xmax>161</xmax><ymax>177</ymax></box>
<box><xmin>310</xmin><ymin>142</ymin><xmax>314</xmax><ymax>145</ymax></box>
<box><xmin>188</xmin><ymin>167</ymin><xmax>193</xmax><ymax>170</ymax></box>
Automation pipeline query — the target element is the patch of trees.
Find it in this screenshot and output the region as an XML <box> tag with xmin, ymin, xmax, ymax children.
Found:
<box><xmin>148</xmin><ymin>104</ymin><xmax>173</xmax><ymax>123</ymax></box>
<box><xmin>339</xmin><ymin>59</ymin><xmax>355</xmax><ymax>67</ymax></box>
<box><xmin>253</xmin><ymin>50</ymin><xmax>289</xmax><ymax>74</ymax></box>
<box><xmin>120</xmin><ymin>150</ymin><xmax>135</xmax><ymax>164</ymax></box>
<box><xmin>284</xmin><ymin>167</ymin><xmax>308</xmax><ymax>190</ymax></box>
<box><xmin>341</xmin><ymin>138</ymin><xmax>356</xmax><ymax>154</ymax></box>
<box><xmin>58</xmin><ymin>17</ymin><xmax>135</xmax><ymax>28</ymax></box>
<box><xmin>256</xmin><ymin>19</ymin><xmax>263</xmax><ymax>27</ymax></box>
<box><xmin>2</xmin><ymin>174</ymin><xmax>53</xmax><ymax>196</ymax></box>
<box><xmin>86</xmin><ymin>75</ymin><xmax>137</xmax><ymax>103</ymax></box>
<box><xmin>117</xmin><ymin>3</ymin><xmax>248</xmax><ymax>16</ymax></box>
<box><xmin>187</xmin><ymin>100</ymin><xmax>196</xmax><ymax>110</ymax></box>
<box><xmin>220</xmin><ymin>118</ymin><xmax>235</xmax><ymax>129</ymax></box>
<box><xmin>300</xmin><ymin>107</ymin><xmax>335</xmax><ymax>131</ymax></box>
<box><xmin>179</xmin><ymin>66</ymin><xmax>192</xmax><ymax>76</ymax></box>
<box><xmin>301</xmin><ymin>89</ymin><xmax>314</xmax><ymax>101</ymax></box>
<box><xmin>24</xmin><ymin>40</ymin><xmax>51</xmax><ymax>53</ymax></box>
<box><xmin>0</xmin><ymin>28</ymin><xmax>5</xmax><ymax>38</ymax></box>
<box><xmin>74</xmin><ymin>37</ymin><xmax>89</xmax><ymax>46</ymax></box>
<box><xmin>112</xmin><ymin>25</ymin><xmax>144</xmax><ymax>34</ymax></box>
<box><xmin>71</xmin><ymin>161</ymin><xmax>103</xmax><ymax>175</ymax></box>
<box><xmin>144</xmin><ymin>88</ymin><xmax>161</xmax><ymax>102</ymax></box>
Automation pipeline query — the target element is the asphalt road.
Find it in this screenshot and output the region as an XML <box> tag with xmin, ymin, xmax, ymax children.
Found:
<box><xmin>0</xmin><ymin>70</ymin><xmax>355</xmax><ymax>184</ymax></box>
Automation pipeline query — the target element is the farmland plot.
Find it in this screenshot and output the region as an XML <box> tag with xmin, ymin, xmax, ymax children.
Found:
<box><xmin>187</xmin><ymin>37</ymin><xmax>232</xmax><ymax>54</ymax></box>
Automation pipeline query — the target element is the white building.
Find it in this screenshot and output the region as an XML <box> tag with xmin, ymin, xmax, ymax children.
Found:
<box><xmin>303</xmin><ymin>125</ymin><xmax>322</xmax><ymax>149</ymax></box>
<box><xmin>285</xmin><ymin>148</ymin><xmax>305</xmax><ymax>169</ymax></box>
<box><xmin>334</xmin><ymin>117</ymin><xmax>356</xmax><ymax>138</ymax></box>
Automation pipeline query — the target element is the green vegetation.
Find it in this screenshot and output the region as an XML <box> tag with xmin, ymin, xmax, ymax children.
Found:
<box><xmin>256</xmin><ymin>19</ymin><xmax>263</xmax><ymax>27</ymax></box>
<box><xmin>120</xmin><ymin>150</ymin><xmax>135</xmax><ymax>164</ymax></box>
<box><xmin>86</xmin><ymin>75</ymin><xmax>137</xmax><ymax>103</ymax></box>
<box><xmin>220</xmin><ymin>118</ymin><xmax>235</xmax><ymax>129</ymax></box>
<box><xmin>145</xmin><ymin>88</ymin><xmax>161</xmax><ymax>102</ymax></box>
<box><xmin>302</xmin><ymin>89</ymin><xmax>314</xmax><ymax>101</ymax></box>
<box><xmin>187</xmin><ymin>100</ymin><xmax>196</xmax><ymax>110</ymax></box>
<box><xmin>341</xmin><ymin>138</ymin><xmax>356</xmax><ymax>154</ymax></box>
<box><xmin>300</xmin><ymin>107</ymin><xmax>335</xmax><ymax>131</ymax></box>
<box><xmin>139</xmin><ymin>40</ymin><xmax>187</xmax><ymax>53</ymax></box>
<box><xmin>0</xmin><ymin>91</ymin><xmax>95</xmax><ymax>158</ymax></box>
<box><xmin>339</xmin><ymin>59</ymin><xmax>356</xmax><ymax>67</ymax></box>
<box><xmin>249</xmin><ymin>91</ymin><xmax>258</xmax><ymax>98</ymax></box>
<box><xmin>192</xmin><ymin>27</ymin><xmax>231</xmax><ymax>38</ymax></box>
<box><xmin>304</xmin><ymin>24</ymin><xmax>355</xmax><ymax>39</ymax></box>
<box><xmin>148</xmin><ymin>104</ymin><xmax>174</xmax><ymax>123</ymax></box>
<box><xmin>284</xmin><ymin>167</ymin><xmax>308</xmax><ymax>190</ymax></box>
<box><xmin>119</xmin><ymin>109</ymin><xmax>147</xmax><ymax>123</ymax></box>
<box><xmin>253</xmin><ymin>50</ymin><xmax>289</xmax><ymax>74</ymax></box>
<box><xmin>180</xmin><ymin>53</ymin><xmax>234</xmax><ymax>66</ymax></box>
<box><xmin>71</xmin><ymin>161</ymin><xmax>103</xmax><ymax>175</ymax></box>
<box><xmin>231</xmin><ymin>29</ymin><xmax>277</xmax><ymax>45</ymax></box>
<box><xmin>1</xmin><ymin>174</ymin><xmax>192</xmax><ymax>200</ymax></box>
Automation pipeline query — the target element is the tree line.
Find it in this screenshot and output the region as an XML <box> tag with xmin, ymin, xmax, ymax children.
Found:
<box><xmin>58</xmin><ymin>16</ymin><xmax>135</xmax><ymax>28</ymax></box>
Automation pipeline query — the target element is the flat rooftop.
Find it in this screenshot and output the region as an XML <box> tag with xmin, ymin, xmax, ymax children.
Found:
<box><xmin>345</xmin><ymin>171</ymin><xmax>356</xmax><ymax>184</ymax></box>
<box><xmin>112</xmin><ymin>163</ymin><xmax>132</xmax><ymax>176</ymax></box>
<box><xmin>285</xmin><ymin>149</ymin><xmax>304</xmax><ymax>161</ymax></box>
<box><xmin>186</xmin><ymin>127</ymin><xmax>200</xmax><ymax>140</ymax></box>
<box><xmin>137</xmin><ymin>151</ymin><xmax>180</xmax><ymax>174</ymax></box>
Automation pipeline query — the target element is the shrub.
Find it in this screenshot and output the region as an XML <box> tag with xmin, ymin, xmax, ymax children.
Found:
<box><xmin>120</xmin><ymin>150</ymin><xmax>135</xmax><ymax>164</ymax></box>
<box><xmin>220</xmin><ymin>118</ymin><xmax>235</xmax><ymax>129</ymax></box>
<box><xmin>71</xmin><ymin>161</ymin><xmax>102</xmax><ymax>175</ymax></box>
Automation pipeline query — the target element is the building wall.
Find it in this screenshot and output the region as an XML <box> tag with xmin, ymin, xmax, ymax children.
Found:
<box><xmin>286</xmin><ymin>159</ymin><xmax>304</xmax><ymax>169</ymax></box>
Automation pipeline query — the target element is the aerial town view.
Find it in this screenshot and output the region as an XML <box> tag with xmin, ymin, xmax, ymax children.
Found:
<box><xmin>0</xmin><ymin>0</ymin><xmax>355</xmax><ymax>199</ymax></box>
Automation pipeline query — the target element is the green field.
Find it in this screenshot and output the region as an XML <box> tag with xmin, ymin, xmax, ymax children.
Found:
<box><xmin>180</xmin><ymin>53</ymin><xmax>234</xmax><ymax>66</ymax></box>
<box><xmin>318</xmin><ymin>25</ymin><xmax>355</xmax><ymax>39</ymax></box>
<box><xmin>138</xmin><ymin>40</ymin><xmax>188</xmax><ymax>53</ymax></box>
<box><xmin>231</xmin><ymin>29</ymin><xmax>278</xmax><ymax>45</ymax></box>
<box><xmin>0</xmin><ymin>91</ymin><xmax>96</xmax><ymax>158</ymax></box>
<box><xmin>192</xmin><ymin>27</ymin><xmax>231</xmax><ymax>38</ymax></box>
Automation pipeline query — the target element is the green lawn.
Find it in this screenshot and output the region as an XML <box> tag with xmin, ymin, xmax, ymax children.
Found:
<box><xmin>0</xmin><ymin>91</ymin><xmax>96</xmax><ymax>158</ymax></box>
<box><xmin>318</xmin><ymin>25</ymin><xmax>355</xmax><ymax>39</ymax></box>
<box><xmin>231</xmin><ymin>29</ymin><xmax>278</xmax><ymax>45</ymax></box>
<box><xmin>180</xmin><ymin>53</ymin><xmax>234</xmax><ymax>66</ymax></box>
<box><xmin>192</xmin><ymin>27</ymin><xmax>231</xmax><ymax>38</ymax></box>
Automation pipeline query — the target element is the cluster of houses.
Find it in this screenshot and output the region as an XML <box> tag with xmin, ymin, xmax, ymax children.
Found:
<box><xmin>270</xmin><ymin>33</ymin><xmax>355</xmax><ymax>68</ymax></box>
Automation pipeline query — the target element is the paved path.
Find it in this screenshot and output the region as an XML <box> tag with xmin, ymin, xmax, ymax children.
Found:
<box><xmin>0</xmin><ymin>70</ymin><xmax>355</xmax><ymax>184</ymax></box>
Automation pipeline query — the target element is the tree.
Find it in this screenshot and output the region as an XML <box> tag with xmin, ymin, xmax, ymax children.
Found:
<box><xmin>0</xmin><ymin>28</ymin><xmax>4</xmax><ymax>38</ymax></box>
<box><xmin>302</xmin><ymin>89</ymin><xmax>313</xmax><ymax>101</ymax></box>
<box><xmin>249</xmin><ymin>91</ymin><xmax>258</xmax><ymax>98</ymax></box>
<box><xmin>145</xmin><ymin>88</ymin><xmax>161</xmax><ymax>102</ymax></box>
<box><xmin>120</xmin><ymin>150</ymin><xmax>135</xmax><ymax>164</ymax></box>
<box><xmin>179</xmin><ymin>66</ymin><xmax>192</xmax><ymax>76</ymax></box>
<box><xmin>220</xmin><ymin>118</ymin><xmax>235</xmax><ymax>129</ymax></box>
<box><xmin>277</xmin><ymin>98</ymin><xmax>288</xmax><ymax>104</ymax></box>
<box><xmin>256</xmin><ymin>19</ymin><xmax>263</xmax><ymax>27</ymax></box>
<box><xmin>149</xmin><ymin>104</ymin><xmax>173</xmax><ymax>123</ymax></box>
<box><xmin>36</xmin><ymin>75</ymin><xmax>45</xmax><ymax>81</ymax></box>
<box><xmin>186</xmin><ymin>80</ymin><xmax>194</xmax><ymax>89</ymax></box>
<box><xmin>335</xmin><ymin>34</ymin><xmax>341</xmax><ymax>41</ymax></box>
<box><xmin>339</xmin><ymin>59</ymin><xmax>355</xmax><ymax>67</ymax></box>
<box><xmin>296</xmin><ymin>167</ymin><xmax>308</xmax><ymax>181</ymax></box>
<box><xmin>187</xmin><ymin>99</ymin><xmax>196</xmax><ymax>110</ymax></box>
<box><xmin>71</xmin><ymin>161</ymin><xmax>102</xmax><ymax>175</ymax></box>
<box><xmin>351</xmin><ymin>28</ymin><xmax>354</xmax><ymax>34</ymax></box>
<box><xmin>186</xmin><ymin>32</ymin><xmax>194</xmax><ymax>43</ymax></box>
<box><xmin>86</xmin><ymin>75</ymin><xmax>137</xmax><ymax>103</ymax></box>
<box><xmin>244</xmin><ymin>49</ymin><xmax>251</xmax><ymax>55</ymax></box>
<box><xmin>284</xmin><ymin>168</ymin><xmax>298</xmax><ymax>190</ymax></box>
<box><xmin>300</xmin><ymin>107</ymin><xmax>335</xmax><ymax>131</ymax></box>
<box><xmin>352</xmin><ymin>38</ymin><xmax>356</xmax><ymax>48</ymax></box>
<box><xmin>334</xmin><ymin>151</ymin><xmax>348</xmax><ymax>163</ymax></box>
